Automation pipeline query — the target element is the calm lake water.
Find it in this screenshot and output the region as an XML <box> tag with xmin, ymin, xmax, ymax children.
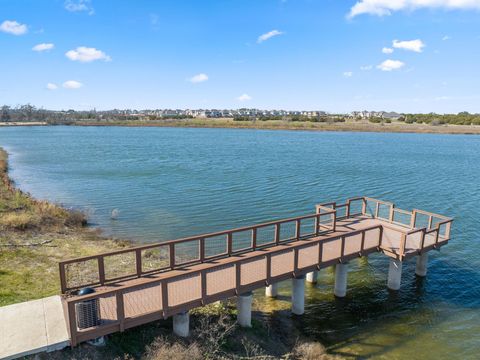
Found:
<box><xmin>1</xmin><ymin>126</ymin><xmax>479</xmax><ymax>359</ymax></box>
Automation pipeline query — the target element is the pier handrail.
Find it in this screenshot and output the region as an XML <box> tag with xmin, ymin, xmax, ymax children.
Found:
<box><xmin>60</xmin><ymin>210</ymin><xmax>337</xmax><ymax>293</ymax></box>
<box><xmin>63</xmin><ymin>222</ymin><xmax>384</xmax><ymax>346</ymax></box>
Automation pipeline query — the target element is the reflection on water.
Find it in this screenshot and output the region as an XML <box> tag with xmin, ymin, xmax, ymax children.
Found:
<box><xmin>1</xmin><ymin>126</ymin><xmax>479</xmax><ymax>359</ymax></box>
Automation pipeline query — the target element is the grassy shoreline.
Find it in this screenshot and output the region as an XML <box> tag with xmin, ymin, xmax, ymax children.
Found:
<box><xmin>0</xmin><ymin>147</ymin><xmax>340</xmax><ymax>359</ymax></box>
<box><xmin>70</xmin><ymin>118</ymin><xmax>480</xmax><ymax>135</ymax></box>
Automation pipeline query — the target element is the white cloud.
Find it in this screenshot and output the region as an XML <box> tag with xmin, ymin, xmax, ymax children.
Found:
<box><xmin>377</xmin><ymin>59</ymin><xmax>405</xmax><ymax>71</ymax></box>
<box><xmin>393</xmin><ymin>39</ymin><xmax>425</xmax><ymax>52</ymax></box>
<box><xmin>237</xmin><ymin>94</ymin><xmax>252</xmax><ymax>102</ymax></box>
<box><xmin>33</xmin><ymin>43</ymin><xmax>55</xmax><ymax>52</ymax></box>
<box><xmin>64</xmin><ymin>0</ymin><xmax>94</xmax><ymax>15</ymax></box>
<box><xmin>0</xmin><ymin>20</ymin><xmax>28</xmax><ymax>35</ymax></box>
<box><xmin>343</xmin><ymin>71</ymin><xmax>353</xmax><ymax>78</ymax></box>
<box><xmin>65</xmin><ymin>46</ymin><xmax>111</xmax><ymax>62</ymax></box>
<box><xmin>189</xmin><ymin>73</ymin><xmax>208</xmax><ymax>83</ymax></box>
<box><xmin>63</xmin><ymin>80</ymin><xmax>83</xmax><ymax>89</ymax></box>
<box><xmin>360</xmin><ymin>65</ymin><xmax>373</xmax><ymax>70</ymax></box>
<box><xmin>46</xmin><ymin>83</ymin><xmax>58</xmax><ymax>90</ymax></box>
<box><xmin>348</xmin><ymin>0</ymin><xmax>480</xmax><ymax>18</ymax></box>
<box><xmin>442</xmin><ymin>35</ymin><xmax>452</xmax><ymax>40</ymax></box>
<box><xmin>382</xmin><ymin>47</ymin><xmax>394</xmax><ymax>54</ymax></box>
<box><xmin>257</xmin><ymin>30</ymin><xmax>284</xmax><ymax>43</ymax></box>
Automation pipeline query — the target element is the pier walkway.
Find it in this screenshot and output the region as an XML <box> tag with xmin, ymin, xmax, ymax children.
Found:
<box><xmin>59</xmin><ymin>197</ymin><xmax>453</xmax><ymax>347</ymax></box>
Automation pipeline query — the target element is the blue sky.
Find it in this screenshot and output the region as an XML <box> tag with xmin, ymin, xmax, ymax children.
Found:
<box><xmin>1</xmin><ymin>0</ymin><xmax>480</xmax><ymax>113</ymax></box>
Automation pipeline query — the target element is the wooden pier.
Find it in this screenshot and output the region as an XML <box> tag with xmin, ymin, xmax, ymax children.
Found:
<box><xmin>59</xmin><ymin>197</ymin><xmax>453</xmax><ymax>346</ymax></box>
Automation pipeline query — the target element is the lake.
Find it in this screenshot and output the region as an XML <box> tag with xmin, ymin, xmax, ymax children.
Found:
<box><xmin>1</xmin><ymin>126</ymin><xmax>479</xmax><ymax>359</ymax></box>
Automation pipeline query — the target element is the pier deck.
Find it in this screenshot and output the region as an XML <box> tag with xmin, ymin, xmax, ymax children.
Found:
<box><xmin>59</xmin><ymin>197</ymin><xmax>453</xmax><ymax>346</ymax></box>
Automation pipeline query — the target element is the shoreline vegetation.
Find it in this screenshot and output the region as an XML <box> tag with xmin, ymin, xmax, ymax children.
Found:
<box><xmin>0</xmin><ymin>147</ymin><xmax>340</xmax><ymax>360</ymax></box>
<box><xmin>2</xmin><ymin>118</ymin><xmax>480</xmax><ymax>134</ymax></box>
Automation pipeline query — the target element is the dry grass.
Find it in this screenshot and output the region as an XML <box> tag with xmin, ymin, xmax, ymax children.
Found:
<box><xmin>0</xmin><ymin>148</ymin><xmax>129</xmax><ymax>305</ymax></box>
<box><xmin>75</xmin><ymin>118</ymin><xmax>480</xmax><ymax>135</ymax></box>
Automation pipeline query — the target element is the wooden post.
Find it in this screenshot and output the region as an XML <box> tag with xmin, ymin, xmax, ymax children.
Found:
<box><xmin>375</xmin><ymin>202</ymin><xmax>380</xmax><ymax>218</ymax></box>
<box><xmin>252</xmin><ymin>228</ymin><xmax>257</xmax><ymax>249</ymax></box>
<box><xmin>67</xmin><ymin>301</ymin><xmax>78</xmax><ymax>347</ymax></box>
<box><xmin>199</xmin><ymin>238</ymin><xmax>205</xmax><ymax>262</ymax></box>
<box><xmin>98</xmin><ymin>257</ymin><xmax>106</xmax><ymax>285</ymax></box>
<box><xmin>410</xmin><ymin>210</ymin><xmax>417</xmax><ymax>228</ymax></box>
<box><xmin>314</xmin><ymin>215</ymin><xmax>319</xmax><ymax>236</ymax></box>
<box><xmin>169</xmin><ymin>244</ymin><xmax>175</xmax><ymax>269</ymax></box>
<box><xmin>333</xmin><ymin>210</ymin><xmax>337</xmax><ymax>232</ymax></box>
<box><xmin>135</xmin><ymin>250</ymin><xmax>142</xmax><ymax>277</ymax></box>
<box><xmin>116</xmin><ymin>291</ymin><xmax>125</xmax><ymax>332</ymax></box>
<box><xmin>227</xmin><ymin>233</ymin><xmax>233</xmax><ymax>255</ymax></box>
<box><xmin>59</xmin><ymin>263</ymin><xmax>67</xmax><ymax>294</ymax></box>
<box><xmin>389</xmin><ymin>205</ymin><xmax>395</xmax><ymax>222</ymax></box>
<box><xmin>428</xmin><ymin>216</ymin><xmax>433</xmax><ymax>229</ymax></box>
<box><xmin>275</xmin><ymin>224</ymin><xmax>280</xmax><ymax>244</ymax></box>
<box><xmin>295</xmin><ymin>219</ymin><xmax>301</xmax><ymax>240</ymax></box>
<box><xmin>362</xmin><ymin>198</ymin><xmax>366</xmax><ymax>215</ymax></box>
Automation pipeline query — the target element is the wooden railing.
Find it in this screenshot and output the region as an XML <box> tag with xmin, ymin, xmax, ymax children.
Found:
<box><xmin>63</xmin><ymin>223</ymin><xmax>384</xmax><ymax>346</ymax></box>
<box><xmin>60</xmin><ymin>210</ymin><xmax>337</xmax><ymax>293</ymax></box>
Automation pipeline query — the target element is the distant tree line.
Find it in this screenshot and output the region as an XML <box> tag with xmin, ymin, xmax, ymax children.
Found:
<box><xmin>1</xmin><ymin>104</ymin><xmax>480</xmax><ymax>126</ymax></box>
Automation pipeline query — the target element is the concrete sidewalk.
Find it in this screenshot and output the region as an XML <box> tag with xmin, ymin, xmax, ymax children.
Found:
<box><xmin>0</xmin><ymin>296</ymin><xmax>69</xmax><ymax>359</ymax></box>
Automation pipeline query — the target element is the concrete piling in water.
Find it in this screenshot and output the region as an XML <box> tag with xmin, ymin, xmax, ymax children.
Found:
<box><xmin>334</xmin><ymin>263</ymin><xmax>348</xmax><ymax>297</ymax></box>
<box><xmin>415</xmin><ymin>253</ymin><xmax>429</xmax><ymax>277</ymax></box>
<box><xmin>173</xmin><ymin>311</ymin><xmax>190</xmax><ymax>337</ymax></box>
<box><xmin>306</xmin><ymin>270</ymin><xmax>318</xmax><ymax>284</ymax></box>
<box><xmin>292</xmin><ymin>275</ymin><xmax>305</xmax><ymax>315</ymax></box>
<box><xmin>266</xmin><ymin>283</ymin><xmax>278</xmax><ymax>297</ymax></box>
<box><xmin>387</xmin><ymin>258</ymin><xmax>403</xmax><ymax>290</ymax></box>
<box><xmin>237</xmin><ymin>292</ymin><xmax>253</xmax><ymax>327</ymax></box>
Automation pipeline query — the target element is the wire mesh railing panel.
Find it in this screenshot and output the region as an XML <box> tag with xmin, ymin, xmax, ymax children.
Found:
<box><xmin>349</xmin><ymin>199</ymin><xmax>364</xmax><ymax>215</ymax></box>
<box><xmin>279</xmin><ymin>221</ymin><xmax>296</xmax><ymax>242</ymax></box>
<box><xmin>405</xmin><ymin>231</ymin><xmax>423</xmax><ymax>252</ymax></box>
<box><xmin>297</xmin><ymin>244</ymin><xmax>319</xmax><ymax>269</ymax></box>
<box><xmin>414</xmin><ymin>213</ymin><xmax>430</xmax><ymax>229</ymax></box>
<box><xmin>240</xmin><ymin>257</ymin><xmax>267</xmax><ymax>285</ymax></box>
<box><xmin>270</xmin><ymin>250</ymin><xmax>294</xmax><ymax>277</ymax></box>
<box><xmin>377</xmin><ymin>203</ymin><xmax>391</xmax><ymax>220</ymax></box>
<box><xmin>431</xmin><ymin>216</ymin><xmax>443</xmax><ymax>230</ymax></box>
<box><xmin>104</xmin><ymin>252</ymin><xmax>136</xmax><ymax>281</ymax></box>
<box><xmin>423</xmin><ymin>230</ymin><xmax>438</xmax><ymax>247</ymax></box>
<box><xmin>141</xmin><ymin>245</ymin><xmax>170</xmax><ymax>272</ymax></box>
<box><xmin>167</xmin><ymin>273</ymin><xmax>202</xmax><ymax>307</ymax></box>
<box><xmin>299</xmin><ymin>217</ymin><xmax>316</xmax><ymax>237</ymax></box>
<box><xmin>174</xmin><ymin>240</ymin><xmax>200</xmax><ymax>265</ymax></box>
<box><xmin>124</xmin><ymin>283</ymin><xmax>162</xmax><ymax>318</ymax></box>
<box><xmin>393</xmin><ymin>210</ymin><xmax>412</xmax><ymax>226</ymax></box>
<box><xmin>438</xmin><ymin>222</ymin><xmax>448</xmax><ymax>238</ymax></box>
<box><xmin>365</xmin><ymin>200</ymin><xmax>377</xmax><ymax>217</ymax></box>
<box><xmin>65</xmin><ymin>258</ymin><xmax>99</xmax><ymax>290</ymax></box>
<box><xmin>204</xmin><ymin>234</ymin><xmax>227</xmax><ymax>258</ymax></box>
<box><xmin>232</xmin><ymin>230</ymin><xmax>252</xmax><ymax>252</ymax></box>
<box><xmin>321</xmin><ymin>238</ymin><xmax>342</xmax><ymax>262</ymax></box>
<box><xmin>256</xmin><ymin>225</ymin><xmax>275</xmax><ymax>247</ymax></box>
<box><xmin>205</xmin><ymin>264</ymin><xmax>236</xmax><ymax>296</ymax></box>
<box><xmin>336</xmin><ymin>206</ymin><xmax>348</xmax><ymax>219</ymax></box>
<box><xmin>318</xmin><ymin>213</ymin><xmax>334</xmax><ymax>230</ymax></box>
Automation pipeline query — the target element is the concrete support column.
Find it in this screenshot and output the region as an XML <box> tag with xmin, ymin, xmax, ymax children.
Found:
<box><xmin>387</xmin><ymin>258</ymin><xmax>403</xmax><ymax>291</ymax></box>
<box><xmin>334</xmin><ymin>263</ymin><xmax>348</xmax><ymax>297</ymax></box>
<box><xmin>415</xmin><ymin>253</ymin><xmax>429</xmax><ymax>277</ymax></box>
<box><xmin>306</xmin><ymin>270</ymin><xmax>318</xmax><ymax>284</ymax></box>
<box><xmin>292</xmin><ymin>275</ymin><xmax>305</xmax><ymax>315</ymax></box>
<box><xmin>266</xmin><ymin>283</ymin><xmax>278</xmax><ymax>298</ymax></box>
<box><xmin>173</xmin><ymin>311</ymin><xmax>189</xmax><ymax>337</ymax></box>
<box><xmin>237</xmin><ymin>292</ymin><xmax>252</xmax><ymax>327</ymax></box>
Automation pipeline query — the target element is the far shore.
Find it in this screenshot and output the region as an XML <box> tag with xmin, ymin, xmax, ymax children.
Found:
<box><xmin>3</xmin><ymin>118</ymin><xmax>480</xmax><ymax>134</ymax></box>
